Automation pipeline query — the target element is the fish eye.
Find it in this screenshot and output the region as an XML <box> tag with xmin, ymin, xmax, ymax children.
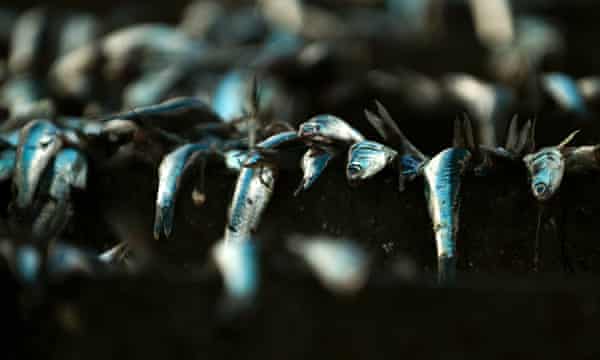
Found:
<box><xmin>347</xmin><ymin>163</ymin><xmax>362</xmax><ymax>175</ymax></box>
<box><xmin>38</xmin><ymin>135</ymin><xmax>54</xmax><ymax>148</ymax></box>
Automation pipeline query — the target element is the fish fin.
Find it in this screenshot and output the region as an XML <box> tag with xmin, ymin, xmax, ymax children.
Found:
<box><xmin>364</xmin><ymin>109</ymin><xmax>388</xmax><ymax>141</ymax></box>
<box><xmin>504</xmin><ymin>114</ymin><xmax>519</xmax><ymax>151</ymax></box>
<box><xmin>557</xmin><ymin>129</ymin><xmax>580</xmax><ymax>150</ymax></box>
<box><xmin>373</xmin><ymin>100</ymin><xmax>427</xmax><ymax>162</ymax></box>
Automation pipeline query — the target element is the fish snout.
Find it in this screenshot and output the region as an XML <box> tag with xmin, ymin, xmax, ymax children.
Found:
<box><xmin>532</xmin><ymin>182</ymin><xmax>552</xmax><ymax>201</ymax></box>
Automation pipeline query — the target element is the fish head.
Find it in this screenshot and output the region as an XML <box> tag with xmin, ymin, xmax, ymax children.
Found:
<box><xmin>299</xmin><ymin>115</ymin><xmax>362</xmax><ymax>144</ymax></box>
<box><xmin>346</xmin><ymin>141</ymin><xmax>397</xmax><ymax>183</ymax></box>
<box><xmin>15</xmin><ymin>120</ymin><xmax>63</xmax><ymax>208</ymax></box>
<box><xmin>523</xmin><ymin>147</ymin><xmax>565</xmax><ymax>201</ymax></box>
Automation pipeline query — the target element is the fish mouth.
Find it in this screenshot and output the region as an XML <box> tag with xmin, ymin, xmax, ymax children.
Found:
<box><xmin>346</xmin><ymin>163</ymin><xmax>363</xmax><ymax>181</ymax></box>
<box><xmin>532</xmin><ymin>182</ymin><xmax>554</xmax><ymax>201</ymax></box>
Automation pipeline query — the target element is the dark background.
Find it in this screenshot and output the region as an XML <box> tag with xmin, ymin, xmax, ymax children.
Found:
<box><xmin>4</xmin><ymin>0</ymin><xmax>600</xmax><ymax>358</ymax></box>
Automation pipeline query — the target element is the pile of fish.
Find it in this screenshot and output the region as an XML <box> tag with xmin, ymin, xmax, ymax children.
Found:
<box><xmin>1</xmin><ymin>0</ymin><xmax>600</xmax><ymax>308</ymax></box>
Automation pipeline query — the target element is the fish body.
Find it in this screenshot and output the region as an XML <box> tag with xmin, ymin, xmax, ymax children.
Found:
<box><xmin>346</xmin><ymin>140</ymin><xmax>397</xmax><ymax>183</ymax></box>
<box><xmin>48</xmin><ymin>148</ymin><xmax>88</xmax><ymax>201</ymax></box>
<box><xmin>212</xmin><ymin>70</ymin><xmax>248</xmax><ymax>122</ymax></box>
<box><xmin>296</xmin><ymin>147</ymin><xmax>334</xmax><ymax>194</ymax></box>
<box><xmin>0</xmin><ymin>148</ymin><xmax>16</xmax><ymax>181</ymax></box>
<box><xmin>288</xmin><ymin>236</ymin><xmax>369</xmax><ymax>294</ymax></box>
<box><xmin>225</xmin><ymin>165</ymin><xmax>275</xmax><ymax>244</ymax></box>
<box><xmin>542</xmin><ymin>73</ymin><xmax>587</xmax><ymax>116</ymax></box>
<box><xmin>212</xmin><ymin>238</ymin><xmax>258</xmax><ymax>306</ymax></box>
<box><xmin>154</xmin><ymin>142</ymin><xmax>213</xmax><ymax>239</ymax></box>
<box><xmin>298</xmin><ymin>114</ymin><xmax>364</xmax><ymax>145</ymax></box>
<box><xmin>422</xmin><ymin>148</ymin><xmax>471</xmax><ymax>283</ymax></box>
<box><xmin>14</xmin><ymin>120</ymin><xmax>63</xmax><ymax>208</ymax></box>
<box><xmin>522</xmin><ymin>147</ymin><xmax>565</xmax><ymax>201</ymax></box>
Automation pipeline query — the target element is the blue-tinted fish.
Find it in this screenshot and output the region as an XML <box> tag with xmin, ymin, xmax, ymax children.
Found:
<box><xmin>365</xmin><ymin>101</ymin><xmax>473</xmax><ymax>283</ymax></box>
<box><xmin>422</xmin><ymin>148</ymin><xmax>471</xmax><ymax>283</ymax></box>
<box><xmin>298</xmin><ymin>114</ymin><xmax>364</xmax><ymax>145</ymax></box>
<box><xmin>542</xmin><ymin>73</ymin><xmax>588</xmax><ymax>116</ymax></box>
<box><xmin>212</xmin><ymin>70</ymin><xmax>249</xmax><ymax>122</ymax></box>
<box><xmin>0</xmin><ymin>149</ymin><xmax>16</xmax><ymax>182</ymax></box>
<box><xmin>14</xmin><ymin>120</ymin><xmax>63</xmax><ymax>208</ymax></box>
<box><xmin>212</xmin><ymin>238</ymin><xmax>259</xmax><ymax>309</ymax></box>
<box><xmin>522</xmin><ymin>130</ymin><xmax>579</xmax><ymax>201</ymax></box>
<box><xmin>123</xmin><ymin>65</ymin><xmax>185</xmax><ymax>108</ymax></box>
<box><xmin>154</xmin><ymin>142</ymin><xmax>214</xmax><ymax>239</ymax></box>
<box><xmin>346</xmin><ymin>140</ymin><xmax>397</xmax><ymax>183</ymax></box>
<box><xmin>287</xmin><ymin>235</ymin><xmax>370</xmax><ymax>295</ymax></box>
<box><xmin>14</xmin><ymin>244</ymin><xmax>41</xmax><ymax>285</ymax></box>
<box><xmin>295</xmin><ymin>147</ymin><xmax>334</xmax><ymax>195</ymax></box>
<box><xmin>8</xmin><ymin>7</ymin><xmax>47</xmax><ymax>74</ymax></box>
<box><xmin>1</xmin><ymin>76</ymin><xmax>54</xmax><ymax>130</ymax></box>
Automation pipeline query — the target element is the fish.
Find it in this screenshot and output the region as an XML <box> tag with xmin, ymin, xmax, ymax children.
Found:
<box><xmin>8</xmin><ymin>7</ymin><xmax>47</xmax><ymax>74</ymax></box>
<box><xmin>225</xmin><ymin>164</ymin><xmax>275</xmax><ymax>244</ymax></box>
<box><xmin>346</xmin><ymin>140</ymin><xmax>397</xmax><ymax>184</ymax></box>
<box><xmin>154</xmin><ymin>141</ymin><xmax>214</xmax><ymax>239</ymax></box>
<box><xmin>423</xmin><ymin>148</ymin><xmax>471</xmax><ymax>284</ymax></box>
<box><xmin>522</xmin><ymin>130</ymin><xmax>579</xmax><ymax>201</ymax></box>
<box><xmin>295</xmin><ymin>147</ymin><xmax>334</xmax><ymax>195</ymax></box>
<box><xmin>14</xmin><ymin>120</ymin><xmax>63</xmax><ymax>208</ymax></box>
<box><xmin>298</xmin><ymin>114</ymin><xmax>364</xmax><ymax>145</ymax></box>
<box><xmin>212</xmin><ymin>238</ymin><xmax>259</xmax><ymax>309</ymax></box>
<box><xmin>541</xmin><ymin>73</ymin><xmax>588</xmax><ymax>116</ymax></box>
<box><xmin>0</xmin><ymin>149</ymin><xmax>16</xmax><ymax>181</ymax></box>
<box><xmin>287</xmin><ymin>235</ymin><xmax>370</xmax><ymax>295</ymax></box>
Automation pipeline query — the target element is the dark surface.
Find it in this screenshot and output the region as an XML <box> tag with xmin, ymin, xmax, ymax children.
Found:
<box><xmin>5</xmin><ymin>0</ymin><xmax>600</xmax><ymax>358</ymax></box>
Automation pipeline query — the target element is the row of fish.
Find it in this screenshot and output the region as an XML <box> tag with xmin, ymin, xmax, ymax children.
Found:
<box><xmin>1</xmin><ymin>1</ymin><xmax>600</xmax><ymax>306</ymax></box>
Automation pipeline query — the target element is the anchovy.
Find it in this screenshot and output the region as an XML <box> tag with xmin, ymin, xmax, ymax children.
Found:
<box><xmin>0</xmin><ymin>149</ymin><xmax>16</xmax><ymax>181</ymax></box>
<box><xmin>298</xmin><ymin>114</ymin><xmax>364</xmax><ymax>145</ymax></box>
<box><xmin>288</xmin><ymin>235</ymin><xmax>370</xmax><ymax>294</ymax></box>
<box><xmin>223</xmin><ymin>149</ymin><xmax>248</xmax><ymax>172</ymax></box>
<box><xmin>123</xmin><ymin>65</ymin><xmax>186</xmax><ymax>108</ymax></box>
<box><xmin>8</xmin><ymin>7</ymin><xmax>47</xmax><ymax>74</ymax></box>
<box><xmin>14</xmin><ymin>244</ymin><xmax>40</xmax><ymax>285</ymax></box>
<box><xmin>243</xmin><ymin>131</ymin><xmax>301</xmax><ymax>168</ymax></box>
<box><xmin>154</xmin><ymin>142</ymin><xmax>213</xmax><ymax>239</ymax></box>
<box><xmin>542</xmin><ymin>73</ymin><xmax>588</xmax><ymax>116</ymax></box>
<box><xmin>212</xmin><ymin>70</ymin><xmax>250</xmax><ymax>122</ymax></box>
<box><xmin>346</xmin><ymin>140</ymin><xmax>397</xmax><ymax>183</ymax></box>
<box><xmin>57</xmin><ymin>14</ymin><xmax>99</xmax><ymax>57</ymax></box>
<box><xmin>14</xmin><ymin>120</ymin><xmax>63</xmax><ymax>208</ymax></box>
<box><xmin>1</xmin><ymin>76</ymin><xmax>54</xmax><ymax>130</ymax></box>
<box><xmin>522</xmin><ymin>130</ymin><xmax>578</xmax><ymax>201</ymax></box>
<box><xmin>423</xmin><ymin>148</ymin><xmax>471</xmax><ymax>284</ymax></box>
<box><xmin>295</xmin><ymin>147</ymin><xmax>334</xmax><ymax>195</ymax></box>
<box><xmin>99</xmin><ymin>96</ymin><xmax>220</xmax><ymax>123</ymax></box>
<box><xmin>225</xmin><ymin>163</ymin><xmax>275</xmax><ymax>244</ymax></box>
<box><xmin>212</xmin><ymin>238</ymin><xmax>258</xmax><ymax>308</ymax></box>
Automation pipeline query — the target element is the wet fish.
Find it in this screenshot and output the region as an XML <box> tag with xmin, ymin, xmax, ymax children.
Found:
<box><xmin>295</xmin><ymin>147</ymin><xmax>334</xmax><ymax>195</ymax></box>
<box><xmin>346</xmin><ymin>140</ymin><xmax>397</xmax><ymax>183</ymax></box>
<box><xmin>14</xmin><ymin>120</ymin><xmax>63</xmax><ymax>208</ymax></box>
<box><xmin>423</xmin><ymin>148</ymin><xmax>471</xmax><ymax>283</ymax></box>
<box><xmin>522</xmin><ymin>130</ymin><xmax>578</xmax><ymax>201</ymax></box>
<box><xmin>154</xmin><ymin>142</ymin><xmax>214</xmax><ymax>239</ymax></box>
<box><xmin>48</xmin><ymin>148</ymin><xmax>88</xmax><ymax>201</ymax></box>
<box><xmin>542</xmin><ymin>73</ymin><xmax>588</xmax><ymax>116</ymax></box>
<box><xmin>8</xmin><ymin>7</ymin><xmax>47</xmax><ymax>74</ymax></box>
<box><xmin>298</xmin><ymin>114</ymin><xmax>364</xmax><ymax>145</ymax></box>
<box><xmin>225</xmin><ymin>164</ymin><xmax>275</xmax><ymax>244</ymax></box>
<box><xmin>0</xmin><ymin>149</ymin><xmax>16</xmax><ymax>181</ymax></box>
<box><xmin>1</xmin><ymin>76</ymin><xmax>54</xmax><ymax>130</ymax></box>
<box><xmin>287</xmin><ymin>235</ymin><xmax>370</xmax><ymax>295</ymax></box>
<box><xmin>212</xmin><ymin>238</ymin><xmax>259</xmax><ymax>308</ymax></box>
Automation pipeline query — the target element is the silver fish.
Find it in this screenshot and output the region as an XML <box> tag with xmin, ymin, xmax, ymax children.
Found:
<box><xmin>155</xmin><ymin>142</ymin><xmax>212</xmax><ymax>239</ymax></box>
<box><xmin>542</xmin><ymin>73</ymin><xmax>588</xmax><ymax>116</ymax></box>
<box><xmin>14</xmin><ymin>120</ymin><xmax>63</xmax><ymax>208</ymax></box>
<box><xmin>298</xmin><ymin>114</ymin><xmax>364</xmax><ymax>145</ymax></box>
<box><xmin>346</xmin><ymin>140</ymin><xmax>397</xmax><ymax>183</ymax></box>
<box><xmin>522</xmin><ymin>130</ymin><xmax>578</xmax><ymax>201</ymax></box>
<box><xmin>57</xmin><ymin>13</ymin><xmax>99</xmax><ymax>57</ymax></box>
<box><xmin>0</xmin><ymin>148</ymin><xmax>16</xmax><ymax>181</ymax></box>
<box><xmin>8</xmin><ymin>7</ymin><xmax>47</xmax><ymax>74</ymax></box>
<box><xmin>423</xmin><ymin>148</ymin><xmax>471</xmax><ymax>283</ymax></box>
<box><xmin>48</xmin><ymin>148</ymin><xmax>88</xmax><ymax>201</ymax></box>
<box><xmin>225</xmin><ymin>163</ymin><xmax>275</xmax><ymax>244</ymax></box>
<box><xmin>212</xmin><ymin>238</ymin><xmax>259</xmax><ymax>308</ymax></box>
<box><xmin>287</xmin><ymin>235</ymin><xmax>370</xmax><ymax>295</ymax></box>
<box><xmin>295</xmin><ymin>147</ymin><xmax>334</xmax><ymax>195</ymax></box>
